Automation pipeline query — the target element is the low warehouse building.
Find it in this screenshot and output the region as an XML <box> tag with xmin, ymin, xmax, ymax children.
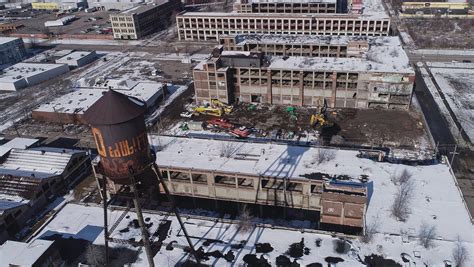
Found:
<box><xmin>55</xmin><ymin>51</ymin><xmax>97</xmax><ymax>68</ymax></box>
<box><xmin>0</xmin><ymin>147</ymin><xmax>91</xmax><ymax>243</ymax></box>
<box><xmin>0</xmin><ymin>239</ymin><xmax>62</xmax><ymax>266</ymax></box>
<box><xmin>0</xmin><ymin>63</ymin><xmax>69</xmax><ymax>91</ymax></box>
<box><xmin>100</xmin><ymin>136</ymin><xmax>368</xmax><ymax>230</ymax></box>
<box><xmin>32</xmin><ymin>81</ymin><xmax>166</xmax><ymax>124</ymax></box>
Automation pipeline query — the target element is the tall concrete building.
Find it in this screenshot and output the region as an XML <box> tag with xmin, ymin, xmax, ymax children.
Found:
<box><xmin>194</xmin><ymin>34</ymin><xmax>414</xmax><ymax>109</ymax></box>
<box><xmin>0</xmin><ymin>37</ymin><xmax>27</xmax><ymax>69</ymax></box>
<box><xmin>233</xmin><ymin>0</ymin><xmax>343</xmax><ymax>14</ymax></box>
<box><xmin>110</xmin><ymin>0</ymin><xmax>180</xmax><ymax>39</ymax></box>
<box><xmin>176</xmin><ymin>12</ymin><xmax>391</xmax><ymax>41</ymax></box>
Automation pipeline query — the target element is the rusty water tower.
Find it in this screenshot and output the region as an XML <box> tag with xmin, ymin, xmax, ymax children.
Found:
<box><xmin>83</xmin><ymin>90</ymin><xmax>152</xmax><ymax>184</ymax></box>
<box><xmin>84</xmin><ymin>90</ymin><xmax>196</xmax><ymax>266</ymax></box>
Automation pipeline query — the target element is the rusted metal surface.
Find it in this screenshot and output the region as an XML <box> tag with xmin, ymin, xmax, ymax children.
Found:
<box><xmin>320</xmin><ymin>182</ymin><xmax>367</xmax><ymax>228</ymax></box>
<box><xmin>84</xmin><ymin>90</ymin><xmax>153</xmax><ymax>184</ymax></box>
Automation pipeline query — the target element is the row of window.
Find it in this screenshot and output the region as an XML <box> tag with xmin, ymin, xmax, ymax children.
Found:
<box><xmin>112</xmin><ymin>23</ymin><xmax>135</xmax><ymax>27</ymax></box>
<box><xmin>111</xmin><ymin>16</ymin><xmax>133</xmax><ymax>22</ymax></box>
<box><xmin>164</xmin><ymin>170</ymin><xmax>323</xmax><ymax>193</ymax></box>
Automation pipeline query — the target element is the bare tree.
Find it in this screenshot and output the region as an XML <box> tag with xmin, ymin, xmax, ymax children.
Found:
<box><xmin>452</xmin><ymin>236</ymin><xmax>469</xmax><ymax>267</ymax></box>
<box><xmin>361</xmin><ymin>216</ymin><xmax>380</xmax><ymax>243</ymax></box>
<box><xmin>312</xmin><ymin>148</ymin><xmax>336</xmax><ymax>165</ymax></box>
<box><xmin>84</xmin><ymin>245</ymin><xmax>106</xmax><ymax>266</ymax></box>
<box><xmin>418</xmin><ymin>222</ymin><xmax>437</xmax><ymax>248</ymax></box>
<box><xmin>220</xmin><ymin>142</ymin><xmax>238</xmax><ymax>158</ymax></box>
<box><xmin>391</xmin><ymin>179</ymin><xmax>414</xmax><ymax>221</ymax></box>
<box><xmin>237</xmin><ymin>204</ymin><xmax>253</xmax><ymax>233</ymax></box>
<box><xmin>391</xmin><ymin>169</ymin><xmax>412</xmax><ymax>185</ymax></box>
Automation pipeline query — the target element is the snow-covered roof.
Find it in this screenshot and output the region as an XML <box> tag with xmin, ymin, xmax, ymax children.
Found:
<box><xmin>267</xmin><ymin>53</ymin><xmax>411</xmax><ymax>74</ymax></box>
<box><xmin>236</xmin><ymin>0</ymin><xmax>337</xmax><ymax>3</ymax></box>
<box><xmin>0</xmin><ymin>148</ymin><xmax>73</xmax><ymax>178</ymax></box>
<box><xmin>1</xmin><ymin>137</ymin><xmax>39</xmax><ymax>149</ymax></box>
<box><xmin>179</xmin><ymin>11</ymin><xmax>388</xmax><ymax>19</ymax></box>
<box><xmin>0</xmin><ymin>37</ymin><xmax>21</xmax><ymax>45</ymax></box>
<box><xmin>0</xmin><ymin>199</ymin><xmax>25</xmax><ymax>215</ymax></box>
<box><xmin>92</xmin><ymin>78</ymin><xmax>139</xmax><ymax>90</ymax></box>
<box><xmin>0</xmin><ymin>240</ymin><xmax>55</xmax><ymax>266</ymax></box>
<box><xmin>35</xmin><ymin>83</ymin><xmax>164</xmax><ymax>115</ymax></box>
<box><xmin>56</xmin><ymin>51</ymin><xmax>95</xmax><ymax>62</ymax></box>
<box><xmin>0</xmin><ymin>147</ymin><xmax>11</xmax><ymax>158</ymax></box>
<box><xmin>52</xmin><ymin>49</ymin><xmax>74</xmax><ymax>58</ymax></box>
<box><xmin>119</xmin><ymin>4</ymin><xmax>157</xmax><ymax>15</ymax></box>
<box><xmin>229</xmin><ymin>34</ymin><xmax>398</xmax><ymax>46</ymax></box>
<box><xmin>221</xmin><ymin>50</ymin><xmax>253</xmax><ymax>57</ymax></box>
<box><xmin>0</xmin><ymin>63</ymin><xmax>68</xmax><ymax>83</ymax></box>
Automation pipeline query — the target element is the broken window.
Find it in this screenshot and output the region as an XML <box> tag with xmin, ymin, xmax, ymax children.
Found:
<box><xmin>237</xmin><ymin>177</ymin><xmax>254</xmax><ymax>188</ymax></box>
<box><xmin>251</xmin><ymin>95</ymin><xmax>262</xmax><ymax>103</ymax></box>
<box><xmin>191</xmin><ymin>173</ymin><xmax>207</xmax><ymax>184</ymax></box>
<box><xmin>287</xmin><ymin>182</ymin><xmax>303</xmax><ymax>192</ymax></box>
<box><xmin>214</xmin><ymin>175</ymin><xmax>235</xmax><ymax>186</ymax></box>
<box><xmin>169</xmin><ymin>171</ymin><xmax>190</xmax><ymax>182</ymax></box>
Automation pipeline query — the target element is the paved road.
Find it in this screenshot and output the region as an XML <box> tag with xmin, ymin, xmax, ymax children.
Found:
<box><xmin>407</xmin><ymin>52</ymin><xmax>474</xmax><ymax>63</ymax></box>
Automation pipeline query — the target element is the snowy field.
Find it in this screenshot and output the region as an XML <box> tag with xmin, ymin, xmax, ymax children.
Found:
<box><xmin>428</xmin><ymin>62</ymin><xmax>474</xmax><ymax>143</ymax></box>
<box><xmin>30</xmin><ymin>136</ymin><xmax>474</xmax><ymax>266</ymax></box>
<box><xmin>417</xmin><ymin>64</ymin><xmax>464</xmax><ymax>145</ymax></box>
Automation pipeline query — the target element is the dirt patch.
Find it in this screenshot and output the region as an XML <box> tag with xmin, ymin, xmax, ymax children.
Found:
<box><xmin>404</xmin><ymin>19</ymin><xmax>474</xmax><ymax>49</ymax></box>
<box><xmin>331</xmin><ymin>108</ymin><xmax>428</xmax><ymax>148</ymax></box>
<box><xmin>177</xmin><ymin>102</ymin><xmax>430</xmax><ymax>149</ymax></box>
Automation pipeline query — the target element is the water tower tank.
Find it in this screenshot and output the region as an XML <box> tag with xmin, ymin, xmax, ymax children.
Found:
<box><xmin>83</xmin><ymin>90</ymin><xmax>153</xmax><ymax>184</ymax></box>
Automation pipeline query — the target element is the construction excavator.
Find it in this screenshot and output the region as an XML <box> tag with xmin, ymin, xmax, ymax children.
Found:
<box><xmin>211</xmin><ymin>99</ymin><xmax>233</xmax><ymax>114</ymax></box>
<box><xmin>194</xmin><ymin>106</ymin><xmax>223</xmax><ymax>117</ymax></box>
<box><xmin>310</xmin><ymin>101</ymin><xmax>333</xmax><ymax>129</ymax></box>
<box><xmin>194</xmin><ymin>99</ymin><xmax>233</xmax><ymax>117</ymax></box>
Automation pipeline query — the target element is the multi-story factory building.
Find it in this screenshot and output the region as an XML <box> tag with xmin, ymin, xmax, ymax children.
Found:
<box><xmin>194</xmin><ymin>34</ymin><xmax>414</xmax><ymax>109</ymax></box>
<box><xmin>110</xmin><ymin>0</ymin><xmax>180</xmax><ymax>40</ymax></box>
<box><xmin>176</xmin><ymin>12</ymin><xmax>390</xmax><ymax>41</ymax></box>
<box><xmin>233</xmin><ymin>0</ymin><xmax>342</xmax><ymax>14</ymax></box>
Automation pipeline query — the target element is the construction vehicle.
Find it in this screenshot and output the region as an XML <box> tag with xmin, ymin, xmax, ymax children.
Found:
<box><xmin>207</xmin><ymin>118</ymin><xmax>234</xmax><ymax>130</ymax></box>
<box><xmin>286</xmin><ymin>106</ymin><xmax>297</xmax><ymax>121</ymax></box>
<box><xmin>230</xmin><ymin>128</ymin><xmax>250</xmax><ymax>138</ymax></box>
<box><xmin>310</xmin><ymin>101</ymin><xmax>333</xmax><ymax>129</ymax></box>
<box><xmin>211</xmin><ymin>99</ymin><xmax>233</xmax><ymax>114</ymax></box>
<box><xmin>194</xmin><ymin>106</ymin><xmax>223</xmax><ymax>117</ymax></box>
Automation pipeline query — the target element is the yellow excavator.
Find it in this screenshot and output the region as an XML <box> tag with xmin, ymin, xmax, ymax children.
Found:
<box><xmin>211</xmin><ymin>99</ymin><xmax>233</xmax><ymax>114</ymax></box>
<box><xmin>310</xmin><ymin>101</ymin><xmax>333</xmax><ymax>129</ymax></box>
<box><xmin>194</xmin><ymin>106</ymin><xmax>223</xmax><ymax>117</ymax></box>
<box><xmin>194</xmin><ymin>99</ymin><xmax>233</xmax><ymax>117</ymax></box>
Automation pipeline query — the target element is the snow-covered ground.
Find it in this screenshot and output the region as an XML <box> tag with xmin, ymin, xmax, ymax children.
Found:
<box><xmin>30</xmin><ymin>136</ymin><xmax>474</xmax><ymax>266</ymax></box>
<box><xmin>427</xmin><ymin>62</ymin><xmax>474</xmax><ymax>143</ymax></box>
<box><xmin>417</xmin><ymin>63</ymin><xmax>465</xmax><ymax>145</ymax></box>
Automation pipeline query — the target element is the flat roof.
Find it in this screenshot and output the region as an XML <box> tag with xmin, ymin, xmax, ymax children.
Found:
<box><xmin>178</xmin><ymin>11</ymin><xmax>389</xmax><ymax>19</ymax></box>
<box><xmin>0</xmin><ymin>148</ymin><xmax>74</xmax><ymax>178</ymax></box>
<box><xmin>229</xmin><ymin>34</ymin><xmax>398</xmax><ymax>46</ymax></box>
<box><xmin>56</xmin><ymin>51</ymin><xmax>95</xmax><ymax>62</ymax></box>
<box><xmin>153</xmin><ymin>136</ymin><xmax>360</xmax><ymax>181</ymax></box>
<box><xmin>0</xmin><ymin>240</ymin><xmax>55</xmax><ymax>266</ymax></box>
<box><xmin>267</xmin><ymin>53</ymin><xmax>411</xmax><ymax>74</ymax></box>
<box><xmin>0</xmin><ymin>199</ymin><xmax>25</xmax><ymax>214</ymax></box>
<box><xmin>2</xmin><ymin>137</ymin><xmax>39</xmax><ymax>149</ymax></box>
<box><xmin>119</xmin><ymin>4</ymin><xmax>158</xmax><ymax>15</ymax></box>
<box><xmin>246</xmin><ymin>0</ymin><xmax>337</xmax><ymax>3</ymax></box>
<box><xmin>0</xmin><ymin>63</ymin><xmax>67</xmax><ymax>83</ymax></box>
<box><xmin>35</xmin><ymin>83</ymin><xmax>164</xmax><ymax>115</ymax></box>
<box><xmin>198</xmin><ymin>38</ymin><xmax>411</xmax><ymax>74</ymax></box>
<box><xmin>0</xmin><ymin>37</ymin><xmax>21</xmax><ymax>45</ymax></box>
